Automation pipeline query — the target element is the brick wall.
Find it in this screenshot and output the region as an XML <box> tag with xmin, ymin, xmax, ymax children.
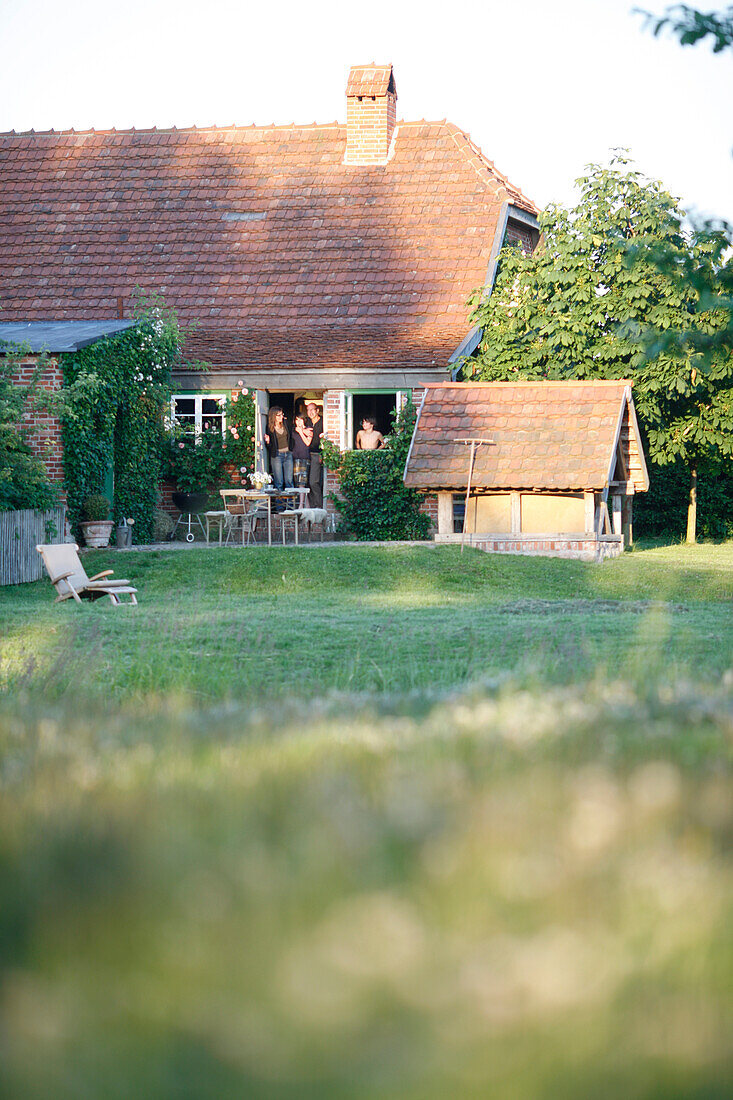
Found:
<box><xmin>322</xmin><ymin>389</ymin><xmax>342</xmax><ymax>521</ymax></box>
<box><xmin>10</xmin><ymin>355</ymin><xmax>65</xmax><ymax>496</ymax></box>
<box><xmin>505</xmin><ymin>223</ymin><xmax>534</xmax><ymax>252</ymax></box>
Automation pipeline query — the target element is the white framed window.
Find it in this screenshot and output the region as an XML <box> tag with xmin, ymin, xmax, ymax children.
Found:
<box><xmin>171</xmin><ymin>394</ymin><xmax>227</xmax><ymax>434</ymax></box>
<box><xmin>341</xmin><ymin>391</ymin><xmax>408</xmax><ymax>449</ymax></box>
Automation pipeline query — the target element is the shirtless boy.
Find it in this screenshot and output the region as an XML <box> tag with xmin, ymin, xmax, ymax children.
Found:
<box><xmin>355</xmin><ymin>416</ymin><xmax>384</xmax><ymax>450</ymax></box>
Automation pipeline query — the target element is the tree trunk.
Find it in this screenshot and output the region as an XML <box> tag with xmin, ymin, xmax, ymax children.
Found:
<box><xmin>686</xmin><ymin>466</ymin><xmax>697</xmax><ymax>544</ymax></box>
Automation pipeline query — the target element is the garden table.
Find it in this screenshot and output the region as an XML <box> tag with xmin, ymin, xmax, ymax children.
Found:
<box><xmin>219</xmin><ymin>487</ymin><xmax>309</xmax><ymax>546</ymax></box>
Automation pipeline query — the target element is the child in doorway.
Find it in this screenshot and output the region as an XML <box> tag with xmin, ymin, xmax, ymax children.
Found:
<box><xmin>355</xmin><ymin>416</ymin><xmax>384</xmax><ymax>450</ymax></box>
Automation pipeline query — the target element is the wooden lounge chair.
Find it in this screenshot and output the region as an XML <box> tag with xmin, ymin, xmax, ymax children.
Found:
<box><xmin>36</xmin><ymin>543</ymin><xmax>138</xmax><ymax>605</ymax></box>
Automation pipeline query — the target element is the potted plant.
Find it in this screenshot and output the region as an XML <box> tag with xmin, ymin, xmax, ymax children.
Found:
<box><xmin>80</xmin><ymin>493</ymin><xmax>114</xmax><ymax>548</ymax></box>
<box><xmin>166</xmin><ymin>424</ymin><xmax>227</xmax><ymax>514</ymax></box>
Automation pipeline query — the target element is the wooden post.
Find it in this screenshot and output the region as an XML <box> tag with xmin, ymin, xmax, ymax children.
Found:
<box><xmin>584</xmin><ymin>491</ymin><xmax>595</xmax><ymax>535</ymax></box>
<box><xmin>623</xmin><ymin>496</ymin><xmax>633</xmax><ymax>547</ymax></box>
<box><xmin>510</xmin><ymin>492</ymin><xmax>521</xmax><ymax>535</ymax></box>
<box><xmin>437</xmin><ymin>492</ymin><xmax>453</xmax><ymax>536</ymax></box>
<box><xmin>461</xmin><ymin>440</ymin><xmax>477</xmax><ymax>553</ymax></box>
<box><xmin>612</xmin><ymin>494</ymin><xmax>622</xmax><ymax>537</ymax></box>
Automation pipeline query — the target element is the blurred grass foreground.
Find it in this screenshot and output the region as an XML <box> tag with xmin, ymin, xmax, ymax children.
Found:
<box><xmin>0</xmin><ymin>543</ymin><xmax>731</xmax><ymax>1099</ymax></box>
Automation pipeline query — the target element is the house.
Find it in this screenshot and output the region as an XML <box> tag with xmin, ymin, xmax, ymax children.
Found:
<box><xmin>0</xmin><ymin>63</ymin><xmax>538</xmax><ymax>521</ymax></box>
<box><xmin>403</xmin><ymin>381</ymin><xmax>649</xmax><ymax>560</ymax></box>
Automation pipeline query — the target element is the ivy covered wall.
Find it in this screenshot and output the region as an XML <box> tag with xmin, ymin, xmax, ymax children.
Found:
<box><xmin>60</xmin><ymin>303</ymin><xmax>182</xmax><ymax>543</ymax></box>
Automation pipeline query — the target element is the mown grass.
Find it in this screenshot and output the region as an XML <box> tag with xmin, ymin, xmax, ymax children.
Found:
<box><xmin>0</xmin><ymin>542</ymin><xmax>731</xmax><ymax>1098</ymax></box>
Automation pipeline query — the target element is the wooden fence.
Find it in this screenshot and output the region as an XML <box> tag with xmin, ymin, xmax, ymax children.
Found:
<box><xmin>0</xmin><ymin>507</ymin><xmax>66</xmax><ymax>585</ymax></box>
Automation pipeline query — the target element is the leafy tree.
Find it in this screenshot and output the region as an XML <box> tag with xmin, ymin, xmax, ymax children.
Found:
<box><xmin>0</xmin><ymin>344</ymin><xmax>58</xmax><ymax>512</ymax></box>
<box><xmin>637</xmin><ymin>4</ymin><xmax>733</xmax><ymax>52</ymax></box>
<box><xmin>463</xmin><ymin>155</ymin><xmax>733</xmax><ymax>542</ymax></box>
<box><xmin>321</xmin><ymin>399</ymin><xmax>431</xmax><ymax>541</ymax></box>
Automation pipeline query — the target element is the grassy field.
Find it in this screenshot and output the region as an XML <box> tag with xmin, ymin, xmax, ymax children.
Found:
<box><xmin>0</xmin><ymin>542</ymin><xmax>731</xmax><ymax>1098</ymax></box>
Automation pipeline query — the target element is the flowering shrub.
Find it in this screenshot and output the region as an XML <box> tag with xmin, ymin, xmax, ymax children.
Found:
<box><xmin>224</xmin><ymin>387</ymin><xmax>257</xmax><ymax>475</ymax></box>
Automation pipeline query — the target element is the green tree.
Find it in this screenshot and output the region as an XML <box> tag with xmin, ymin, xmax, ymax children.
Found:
<box><xmin>638</xmin><ymin>4</ymin><xmax>733</xmax><ymax>52</ymax></box>
<box><xmin>463</xmin><ymin>155</ymin><xmax>733</xmax><ymax>542</ymax></box>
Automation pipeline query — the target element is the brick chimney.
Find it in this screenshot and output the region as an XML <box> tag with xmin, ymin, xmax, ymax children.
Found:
<box><xmin>345</xmin><ymin>63</ymin><xmax>397</xmax><ymax>165</ymax></box>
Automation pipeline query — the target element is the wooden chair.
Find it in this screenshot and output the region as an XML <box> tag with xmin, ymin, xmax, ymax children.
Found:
<box><xmin>220</xmin><ymin>491</ymin><xmax>266</xmax><ymax>547</ymax></box>
<box><xmin>36</xmin><ymin>543</ymin><xmax>138</xmax><ymax>605</ymax></box>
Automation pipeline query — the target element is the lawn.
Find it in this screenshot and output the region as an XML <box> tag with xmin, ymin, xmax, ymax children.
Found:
<box><xmin>0</xmin><ymin>543</ymin><xmax>731</xmax><ymax>1099</ymax></box>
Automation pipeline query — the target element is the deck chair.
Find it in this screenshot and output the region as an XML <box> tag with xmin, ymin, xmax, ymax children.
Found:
<box><xmin>36</xmin><ymin>543</ymin><xmax>138</xmax><ymax>606</ymax></box>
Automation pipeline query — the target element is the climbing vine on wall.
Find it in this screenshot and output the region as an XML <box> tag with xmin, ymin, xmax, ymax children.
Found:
<box><xmin>60</xmin><ymin>297</ymin><xmax>184</xmax><ymax>543</ymax></box>
<box><xmin>223</xmin><ymin>386</ymin><xmax>257</xmax><ymax>475</ymax></box>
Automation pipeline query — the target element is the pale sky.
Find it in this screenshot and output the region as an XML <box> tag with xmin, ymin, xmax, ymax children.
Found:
<box><xmin>1</xmin><ymin>0</ymin><xmax>731</xmax><ymax>224</ymax></box>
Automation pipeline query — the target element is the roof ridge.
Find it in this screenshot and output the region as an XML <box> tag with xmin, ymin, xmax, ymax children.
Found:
<box><xmin>422</xmin><ymin>380</ymin><xmax>632</xmax><ymax>388</ymax></box>
<box><xmin>0</xmin><ymin>121</ymin><xmax>345</xmax><ymax>139</ymax></box>
<box><xmin>442</xmin><ymin>122</ymin><xmax>538</xmax><ymax>216</ymax></box>
<box><xmin>0</xmin><ymin>118</ymin><xmax>458</xmax><ymax>140</ymax></box>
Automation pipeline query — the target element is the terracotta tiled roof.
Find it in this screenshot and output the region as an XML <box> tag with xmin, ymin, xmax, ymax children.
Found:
<box><xmin>184</xmin><ymin>323</ymin><xmax>467</xmax><ymax>369</ymax></box>
<box><xmin>346</xmin><ymin>64</ymin><xmax>395</xmax><ymax>97</ymax></box>
<box><xmin>404</xmin><ymin>382</ymin><xmax>649</xmax><ymax>492</ymax></box>
<box><xmin>0</xmin><ymin>118</ymin><xmax>536</xmax><ymax>370</ymax></box>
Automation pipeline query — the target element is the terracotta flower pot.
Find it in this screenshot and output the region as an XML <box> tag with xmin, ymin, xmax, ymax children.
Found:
<box><xmin>81</xmin><ymin>520</ymin><xmax>114</xmax><ymax>548</ymax></box>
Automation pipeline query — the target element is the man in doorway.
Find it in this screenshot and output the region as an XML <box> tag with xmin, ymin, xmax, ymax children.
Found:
<box><xmin>306</xmin><ymin>401</ymin><xmax>324</xmax><ymax>509</ymax></box>
<box><xmin>355</xmin><ymin>416</ymin><xmax>384</xmax><ymax>450</ymax></box>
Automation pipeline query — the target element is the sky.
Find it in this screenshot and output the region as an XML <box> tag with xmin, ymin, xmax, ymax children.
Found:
<box><xmin>1</xmin><ymin>0</ymin><xmax>731</xmax><ymax>224</ymax></box>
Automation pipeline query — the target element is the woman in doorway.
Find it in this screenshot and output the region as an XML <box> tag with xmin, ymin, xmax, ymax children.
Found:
<box><xmin>264</xmin><ymin>406</ymin><xmax>294</xmax><ymax>490</ymax></box>
<box><xmin>291</xmin><ymin>412</ymin><xmax>313</xmax><ymax>488</ymax></box>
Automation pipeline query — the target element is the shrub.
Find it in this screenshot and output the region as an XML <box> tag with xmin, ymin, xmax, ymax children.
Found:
<box><xmin>223</xmin><ymin>387</ymin><xmax>257</xmax><ymax>475</ymax></box>
<box><xmin>82</xmin><ymin>494</ymin><xmax>111</xmax><ymax>521</ymax></box>
<box><xmin>321</xmin><ymin>400</ymin><xmax>431</xmax><ymax>541</ymax></box>
<box><xmin>153</xmin><ymin>509</ymin><xmax>174</xmax><ymax>541</ymax></box>
<box><xmin>636</xmin><ymin>454</ymin><xmax>733</xmax><ymax>540</ymax></box>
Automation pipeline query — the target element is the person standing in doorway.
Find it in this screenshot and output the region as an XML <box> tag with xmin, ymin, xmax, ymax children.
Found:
<box><xmin>264</xmin><ymin>406</ymin><xmax>294</xmax><ymax>490</ymax></box>
<box><xmin>291</xmin><ymin>412</ymin><xmax>313</xmax><ymax>488</ymax></box>
<box><xmin>306</xmin><ymin>401</ymin><xmax>324</xmax><ymax>508</ymax></box>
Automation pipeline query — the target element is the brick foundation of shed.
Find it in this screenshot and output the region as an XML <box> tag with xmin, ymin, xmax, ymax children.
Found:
<box><xmin>434</xmin><ymin>532</ymin><xmax>624</xmax><ymax>562</ymax></box>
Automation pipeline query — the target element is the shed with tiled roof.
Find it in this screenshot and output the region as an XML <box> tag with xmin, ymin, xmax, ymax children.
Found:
<box><xmin>404</xmin><ymin>381</ymin><xmax>649</xmax><ymax>560</ymax></box>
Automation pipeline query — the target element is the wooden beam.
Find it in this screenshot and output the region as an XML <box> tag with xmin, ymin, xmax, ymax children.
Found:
<box><xmin>623</xmin><ymin>497</ymin><xmax>633</xmax><ymax>547</ymax></box>
<box><xmin>437</xmin><ymin>492</ymin><xmax>453</xmax><ymax>536</ymax></box>
<box><xmin>511</xmin><ymin>492</ymin><xmax>521</xmax><ymax>534</ymax></box>
<box><xmin>612</xmin><ymin>495</ymin><xmax>622</xmax><ymax>537</ymax></box>
<box><xmin>584</xmin><ymin>491</ymin><xmax>595</xmax><ymax>535</ymax></box>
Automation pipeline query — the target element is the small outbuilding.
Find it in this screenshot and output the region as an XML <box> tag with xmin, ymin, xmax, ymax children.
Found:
<box><xmin>403</xmin><ymin>381</ymin><xmax>649</xmax><ymax>561</ymax></box>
